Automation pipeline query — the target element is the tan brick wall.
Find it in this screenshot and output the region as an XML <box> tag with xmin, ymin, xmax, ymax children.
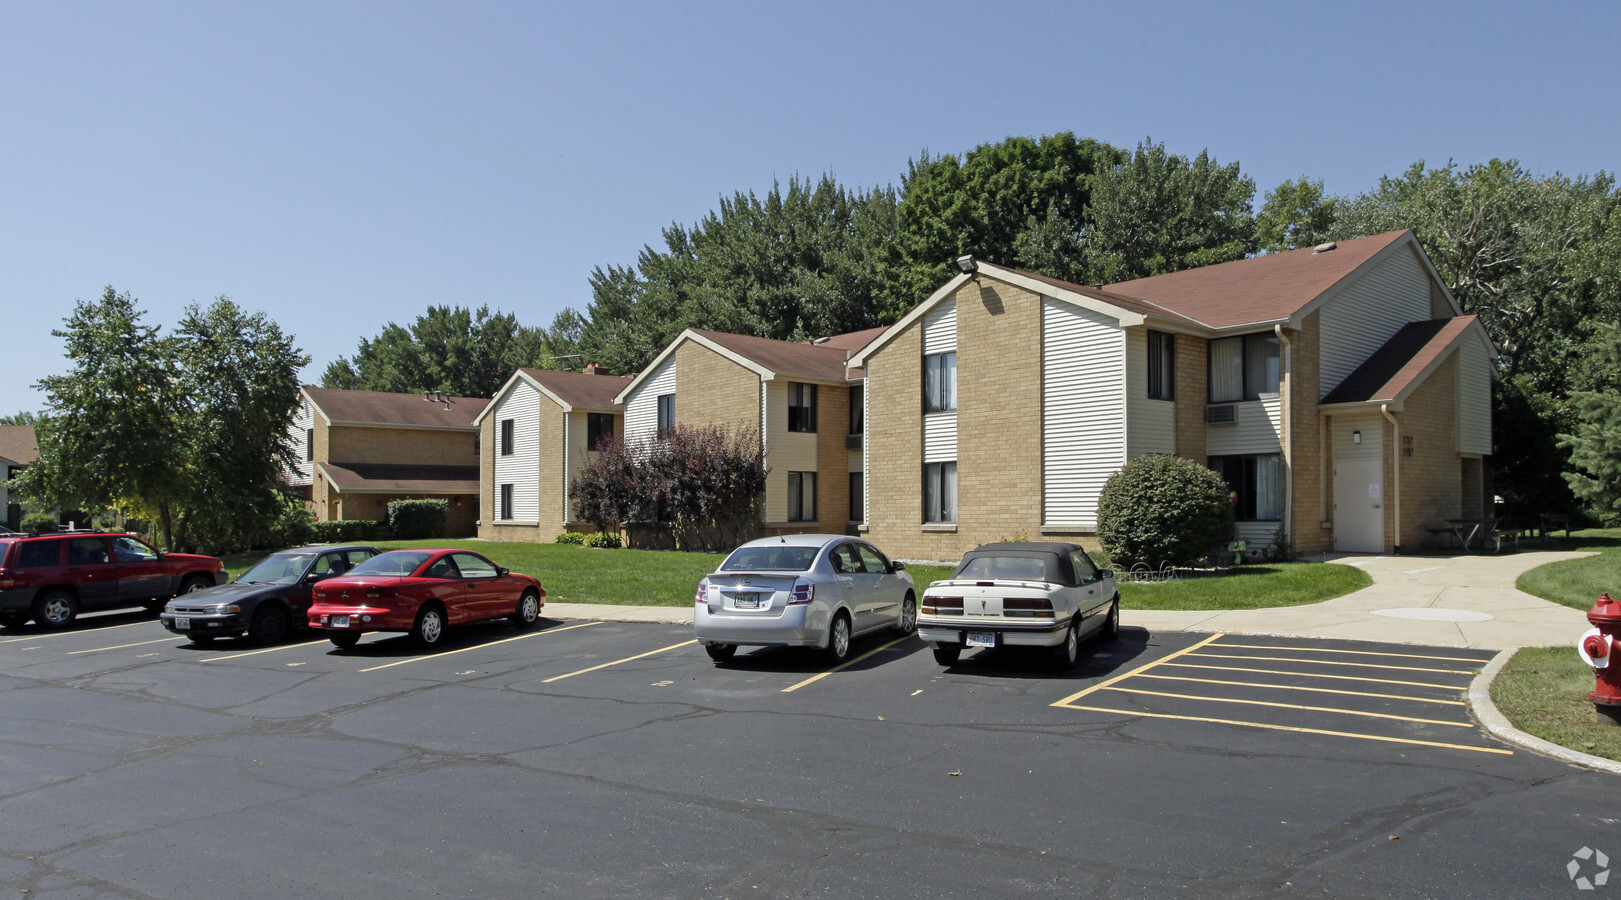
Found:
<box><xmin>1174</xmin><ymin>334</ymin><xmax>1207</xmax><ymax>462</ymax></box>
<box><xmin>676</xmin><ymin>342</ymin><xmax>760</xmax><ymax>432</ymax></box>
<box><xmin>536</xmin><ymin>398</ymin><xmax>567</xmax><ymax>532</ymax></box>
<box><xmin>865</xmin><ymin>280</ymin><xmax>1047</xmax><ymax>560</ymax></box>
<box><xmin>1288</xmin><ymin>314</ymin><xmax>1331</xmax><ymax>554</ymax></box>
<box><xmin>327</xmin><ymin>425</ymin><xmax>478</xmax><ymax>467</ymax></box>
<box><xmin>815</xmin><ymin>383</ymin><xmax>851</xmax><ymax>534</ymax></box>
<box><xmin>478</xmin><ymin>415</ymin><xmax>496</xmax><ymax>537</ymax></box>
<box><xmin>1396</xmin><ymin>354</ymin><xmax>1462</xmax><ymax>551</ymax></box>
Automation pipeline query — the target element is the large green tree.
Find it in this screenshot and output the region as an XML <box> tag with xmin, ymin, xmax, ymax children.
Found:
<box><xmin>322</xmin><ymin>305</ymin><xmax>547</xmax><ymax>397</ymax></box>
<box><xmin>0</xmin><ymin>412</ymin><xmax>40</xmax><ymax>425</ymax></box>
<box><xmin>1256</xmin><ymin>177</ymin><xmax>1338</xmax><ymax>252</ymax></box>
<box><xmin>1559</xmin><ymin>322</ymin><xmax>1621</xmax><ymax>524</ymax></box>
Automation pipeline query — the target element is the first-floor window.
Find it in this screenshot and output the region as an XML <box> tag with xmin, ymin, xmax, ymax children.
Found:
<box><xmin>657</xmin><ymin>394</ymin><xmax>675</xmax><ymax>434</ymax></box>
<box><xmin>587</xmin><ymin>412</ymin><xmax>615</xmax><ymax>449</ymax></box>
<box><xmin>924</xmin><ymin>461</ymin><xmax>957</xmax><ymax>523</ymax></box>
<box><xmin>500</xmin><ymin>484</ymin><xmax>514</xmax><ymax>520</ymax></box>
<box><xmin>1208</xmin><ymin>453</ymin><xmax>1283</xmax><ymax>521</ymax></box>
<box><xmin>788</xmin><ymin>472</ymin><xmax>816</xmax><ymax>522</ymax></box>
<box><xmin>848</xmin><ymin>472</ymin><xmax>862</xmax><ymax>522</ymax></box>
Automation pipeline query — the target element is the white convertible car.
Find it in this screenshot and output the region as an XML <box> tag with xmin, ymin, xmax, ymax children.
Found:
<box><xmin>918</xmin><ymin>542</ymin><xmax>1119</xmax><ymax>669</ymax></box>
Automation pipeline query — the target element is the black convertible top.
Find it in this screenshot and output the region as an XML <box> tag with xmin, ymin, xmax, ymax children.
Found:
<box><xmin>952</xmin><ymin>542</ymin><xmax>1091</xmax><ymax>587</ymax></box>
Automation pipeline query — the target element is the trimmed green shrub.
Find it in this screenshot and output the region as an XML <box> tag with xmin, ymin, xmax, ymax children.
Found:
<box><xmin>1097</xmin><ymin>455</ymin><xmax>1235</xmax><ymax>568</ymax></box>
<box><xmin>387</xmin><ymin>499</ymin><xmax>447</xmax><ymax>540</ymax></box>
<box><xmin>583</xmin><ymin>530</ymin><xmax>622</xmax><ymax>549</ymax></box>
<box><xmin>21</xmin><ymin>512</ymin><xmax>58</xmax><ymax>534</ymax></box>
<box><xmin>311</xmin><ymin>520</ymin><xmax>379</xmax><ymax>543</ymax></box>
<box><xmin>554</xmin><ymin>531</ymin><xmax>586</xmax><ymax>545</ymax></box>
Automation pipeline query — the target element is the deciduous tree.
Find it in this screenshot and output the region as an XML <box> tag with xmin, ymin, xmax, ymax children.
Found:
<box><xmin>323</xmin><ymin>305</ymin><xmax>547</xmax><ymax>398</ymax></box>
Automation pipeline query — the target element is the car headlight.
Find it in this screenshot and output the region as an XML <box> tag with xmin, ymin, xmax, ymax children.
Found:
<box><xmin>208</xmin><ymin>604</ymin><xmax>242</xmax><ymax>615</ymax></box>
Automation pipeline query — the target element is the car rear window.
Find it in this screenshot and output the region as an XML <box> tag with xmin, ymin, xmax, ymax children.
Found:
<box><xmin>721</xmin><ymin>545</ymin><xmax>818</xmax><ymax>572</ymax></box>
<box><xmin>956</xmin><ymin>556</ymin><xmax>1049</xmax><ymax>581</ymax></box>
<box><xmin>16</xmin><ymin>539</ymin><xmax>63</xmax><ymax>568</ymax></box>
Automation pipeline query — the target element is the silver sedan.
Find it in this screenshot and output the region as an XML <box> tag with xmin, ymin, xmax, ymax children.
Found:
<box><xmin>694</xmin><ymin>534</ymin><xmax>917</xmax><ymax>663</ymax></box>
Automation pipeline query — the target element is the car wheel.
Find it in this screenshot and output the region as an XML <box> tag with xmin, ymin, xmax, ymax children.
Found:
<box><xmin>1102</xmin><ymin>595</ymin><xmax>1120</xmax><ymax>641</ymax></box>
<box><xmin>704</xmin><ymin>643</ymin><xmax>737</xmax><ymax>662</ymax></box>
<box><xmin>1052</xmin><ymin>618</ymin><xmax>1081</xmax><ymax>670</ymax></box>
<box><xmin>413</xmin><ymin>604</ymin><xmax>446</xmax><ymax>648</ymax></box>
<box><xmin>890</xmin><ymin>592</ymin><xmax>917</xmax><ymax>636</ymax></box>
<box><xmin>32</xmin><ymin>590</ymin><xmax>78</xmax><ymax>630</ymax></box>
<box><xmin>932</xmin><ymin>645</ymin><xmax>961</xmax><ymax>666</ymax></box>
<box><xmin>328</xmin><ymin>631</ymin><xmax>362</xmax><ymax>649</ymax></box>
<box><xmin>189</xmin><ymin>635</ymin><xmax>217</xmax><ymax>646</ymax></box>
<box><xmin>249</xmin><ymin>605</ymin><xmax>291</xmax><ymax>645</ymax></box>
<box><xmin>510</xmin><ymin>589</ymin><xmax>541</xmax><ymax>628</ymax></box>
<box><xmin>0</xmin><ymin>611</ymin><xmax>27</xmax><ymax>628</ymax></box>
<box><xmin>178</xmin><ymin>576</ymin><xmax>212</xmax><ymax>596</ymax></box>
<box><xmin>826</xmin><ymin>612</ymin><xmax>852</xmax><ymax>663</ymax></box>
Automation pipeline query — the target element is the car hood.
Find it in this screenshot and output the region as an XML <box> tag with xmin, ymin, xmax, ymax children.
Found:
<box><xmin>166</xmin><ymin>580</ymin><xmax>288</xmax><ymax>607</ymax></box>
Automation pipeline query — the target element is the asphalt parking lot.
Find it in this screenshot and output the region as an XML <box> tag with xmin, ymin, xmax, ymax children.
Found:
<box><xmin>3</xmin><ymin>612</ymin><xmax>1620</xmax><ymax>898</ymax></box>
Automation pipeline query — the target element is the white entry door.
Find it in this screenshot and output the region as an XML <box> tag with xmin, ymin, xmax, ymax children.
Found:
<box><xmin>1334</xmin><ymin>459</ymin><xmax>1384</xmax><ymax>553</ymax></box>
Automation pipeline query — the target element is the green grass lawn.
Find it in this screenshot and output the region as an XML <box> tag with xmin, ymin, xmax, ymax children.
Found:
<box><xmin>1516</xmin><ymin>528</ymin><xmax>1621</xmax><ymax>611</ymax></box>
<box><xmin>220</xmin><ymin>542</ymin><xmax>1370</xmax><ymax>611</ymax></box>
<box><xmin>1492</xmin><ymin>646</ymin><xmax>1621</xmax><ymax>762</ymax></box>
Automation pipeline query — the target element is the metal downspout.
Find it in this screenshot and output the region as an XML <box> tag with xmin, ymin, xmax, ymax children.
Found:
<box><xmin>1381</xmin><ymin>403</ymin><xmax>1400</xmax><ymax>554</ymax></box>
<box><xmin>1275</xmin><ymin>324</ymin><xmax>1293</xmax><ymax>547</ymax></box>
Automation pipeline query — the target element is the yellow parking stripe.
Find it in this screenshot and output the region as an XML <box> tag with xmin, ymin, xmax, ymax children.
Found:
<box><xmin>539</xmin><ymin>637</ymin><xmax>695</xmax><ymax>683</ymax></box>
<box><xmin>1132</xmin><ymin>673</ymin><xmax>1466</xmax><ymax>706</ymax></box>
<box><xmin>1212</xmin><ymin>642</ymin><xmax>1492</xmax><ymax>664</ymax></box>
<box><xmin>202</xmin><ymin>641</ymin><xmax>326</xmax><ymax>663</ymax></box>
<box><xmin>1185</xmin><ymin>651</ymin><xmax>1478</xmax><ymax>676</ymax></box>
<box><xmin>1057</xmin><ymin>704</ymin><xmax>1512</xmax><ymax>755</ymax></box>
<box><xmin>67</xmin><ymin>636</ymin><xmax>177</xmax><ymax>655</ymax></box>
<box><xmin>1101</xmin><ymin>686</ymin><xmax>1472</xmax><ymax>727</ymax></box>
<box><xmin>781</xmin><ymin>635</ymin><xmax>913</xmax><ymax>694</ymax></box>
<box><xmin>0</xmin><ymin>620</ymin><xmax>150</xmax><ymax>644</ymax></box>
<box><xmin>1163</xmin><ymin>662</ymin><xmax>1465</xmax><ymax>692</ymax></box>
<box><xmin>1051</xmin><ymin>633</ymin><xmax>1225</xmax><ymax>707</ymax></box>
<box><xmin>360</xmin><ymin>622</ymin><xmax>601</xmax><ymax>673</ymax></box>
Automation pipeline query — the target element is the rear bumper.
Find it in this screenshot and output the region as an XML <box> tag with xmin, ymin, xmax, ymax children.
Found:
<box><xmin>918</xmin><ymin>616</ymin><xmax>1068</xmax><ymax>649</ymax></box>
<box><xmin>694</xmin><ymin>603</ymin><xmax>826</xmax><ymax>648</ymax></box>
<box><xmin>308</xmin><ymin>604</ymin><xmax>411</xmax><ymax>632</ymax></box>
<box><xmin>0</xmin><ymin>588</ymin><xmax>37</xmax><ymax>613</ymax></box>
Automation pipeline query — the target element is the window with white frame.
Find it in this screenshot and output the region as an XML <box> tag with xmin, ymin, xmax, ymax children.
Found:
<box><xmin>924</xmin><ymin>351</ymin><xmax>957</xmax><ymax>413</ymax></box>
<box><xmin>1208</xmin><ymin>334</ymin><xmax>1280</xmax><ymax>402</ymax></box>
<box><xmin>788</xmin><ymin>472</ymin><xmax>817</xmax><ymax>522</ymax></box>
<box><xmin>1207</xmin><ymin>453</ymin><xmax>1283</xmax><ymax>521</ymax></box>
<box><xmin>788</xmin><ymin>383</ymin><xmax>817</xmax><ymax>433</ymax></box>
<box><xmin>923</xmin><ymin>461</ymin><xmax>957</xmax><ymax>523</ymax></box>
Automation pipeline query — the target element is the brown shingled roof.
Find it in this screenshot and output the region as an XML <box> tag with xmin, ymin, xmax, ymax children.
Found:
<box><xmin>516</xmin><ymin>368</ymin><xmax>631</xmax><ymax>410</ymax></box>
<box><xmin>690</xmin><ymin>329</ymin><xmax>858</xmax><ymax>381</ymax></box>
<box><xmin>990</xmin><ymin>265</ymin><xmax>1207</xmax><ymax>327</ymax></box>
<box><xmin>303</xmin><ymin>387</ymin><xmax>488</xmax><ymax>428</ymax></box>
<box><xmin>0</xmin><ymin>425</ymin><xmax>37</xmax><ymax>465</ymax></box>
<box><xmin>1105</xmin><ymin>230</ymin><xmax>1414</xmax><ymax>329</ymax></box>
<box><xmin>819</xmin><ymin>327</ymin><xmax>887</xmax><ymax>353</ymax></box>
<box><xmin>1321</xmin><ymin>316</ymin><xmax>1481</xmax><ymax>406</ymax></box>
<box><xmin>317</xmin><ymin>462</ymin><xmax>480</xmax><ymax>494</ymax></box>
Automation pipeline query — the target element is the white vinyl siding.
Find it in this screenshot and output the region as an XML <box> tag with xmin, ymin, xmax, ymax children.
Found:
<box><xmin>1124</xmin><ymin>330</ymin><xmax>1176</xmax><ymax>456</ymax></box>
<box><xmin>923</xmin><ymin>299</ymin><xmax>956</xmax><ymax>353</ymax></box>
<box><xmin>1206</xmin><ymin>397</ymin><xmax>1283</xmax><ymax>456</ymax></box>
<box><xmin>1042</xmin><ymin>298</ymin><xmax>1126</xmax><ymax>530</ymax></box>
<box><xmin>1318</xmin><ymin>245</ymin><xmax>1433</xmax><ymax>399</ymax></box>
<box><xmin>624</xmin><ymin>357</ymin><xmax>676</xmax><ymax>443</ymax></box>
<box><xmin>492</xmin><ymin>382</ymin><xmax>541</xmax><ymax>522</ymax></box>
<box><xmin>286</xmin><ymin>396</ymin><xmax>315</xmax><ymax>485</ymax></box>
<box><xmin>860</xmin><ymin>377</ymin><xmax>870</xmax><ymax>527</ymax></box>
<box><xmin>765</xmin><ymin>380</ymin><xmax>818</xmax><ymax>523</ymax></box>
<box><xmin>921</xmin><ymin>297</ymin><xmax>958</xmax><ymax>468</ymax></box>
<box><xmin>923</xmin><ymin>412</ymin><xmax>957</xmax><ymax>463</ymax></box>
<box><xmin>1458</xmin><ymin>338</ymin><xmax>1492</xmax><ymax>454</ymax></box>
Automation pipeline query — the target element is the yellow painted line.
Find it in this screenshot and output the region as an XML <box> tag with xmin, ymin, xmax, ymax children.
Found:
<box><xmin>1133</xmin><ymin>673</ymin><xmax>1466</xmax><ymax>706</ymax></box>
<box><xmin>1051</xmin><ymin>633</ymin><xmax>1226</xmax><ymax>707</ymax></box>
<box><xmin>1</xmin><ymin>620</ymin><xmax>151</xmax><ymax>644</ymax></box>
<box><xmin>1058</xmin><ymin>705</ymin><xmax>1513</xmax><ymax>755</ymax></box>
<box><xmin>1213</xmin><ymin>642</ymin><xmax>1493</xmax><ymax>664</ymax></box>
<box><xmin>539</xmin><ymin>635</ymin><xmax>694</xmax><ymax>682</ymax></box>
<box><xmin>781</xmin><ymin>635</ymin><xmax>913</xmax><ymax>694</ymax></box>
<box><xmin>202</xmin><ymin>641</ymin><xmax>327</xmax><ymax>663</ymax></box>
<box><xmin>1162</xmin><ymin>662</ymin><xmax>1465</xmax><ymax>692</ymax></box>
<box><xmin>1186</xmin><ymin>652</ymin><xmax>1477</xmax><ymax>676</ymax></box>
<box><xmin>361</xmin><ymin>622</ymin><xmax>601</xmax><ymax>673</ymax></box>
<box><xmin>67</xmin><ymin>636</ymin><xmax>178</xmax><ymax>655</ymax></box>
<box><xmin>1100</xmin><ymin>686</ymin><xmax>1472</xmax><ymax>727</ymax></box>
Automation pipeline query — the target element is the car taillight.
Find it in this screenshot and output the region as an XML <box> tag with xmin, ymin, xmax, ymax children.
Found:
<box><xmin>788</xmin><ymin>578</ymin><xmax>815</xmax><ymax>605</ymax></box>
<box><xmin>695</xmin><ymin>577</ymin><xmax>709</xmax><ymax>605</ymax></box>
<box><xmin>1002</xmin><ymin>597</ymin><xmax>1055</xmax><ymax>618</ymax></box>
<box><xmin>922</xmin><ymin>596</ymin><xmax>962</xmax><ymax>615</ymax></box>
<box><xmin>365</xmin><ymin>587</ymin><xmax>396</xmax><ymax>599</ymax></box>
<box><xmin>0</xmin><ymin>574</ymin><xmax>12</xmax><ymax>590</ymax></box>
<box><xmin>313</xmin><ymin>589</ymin><xmax>325</xmax><ymax>600</ymax></box>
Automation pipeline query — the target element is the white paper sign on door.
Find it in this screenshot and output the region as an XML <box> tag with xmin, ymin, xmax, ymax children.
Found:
<box><xmin>1368</xmin><ymin>484</ymin><xmax>1381</xmax><ymax>499</ymax></box>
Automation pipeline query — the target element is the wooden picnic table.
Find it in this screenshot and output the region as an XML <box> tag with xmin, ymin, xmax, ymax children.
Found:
<box><xmin>1445</xmin><ymin>517</ymin><xmax>1521</xmax><ymax>553</ymax></box>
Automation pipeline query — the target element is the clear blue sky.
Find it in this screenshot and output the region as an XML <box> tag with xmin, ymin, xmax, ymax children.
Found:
<box><xmin>3</xmin><ymin>1</ymin><xmax>1616</xmax><ymax>416</ymax></box>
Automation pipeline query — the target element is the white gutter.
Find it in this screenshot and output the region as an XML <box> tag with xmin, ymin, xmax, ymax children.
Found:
<box><xmin>1275</xmin><ymin>324</ymin><xmax>1293</xmax><ymax>546</ymax></box>
<box><xmin>1381</xmin><ymin>403</ymin><xmax>1400</xmax><ymax>554</ymax></box>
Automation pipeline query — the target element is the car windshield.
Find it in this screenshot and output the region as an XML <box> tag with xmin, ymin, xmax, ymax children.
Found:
<box><xmin>955</xmin><ymin>556</ymin><xmax>1050</xmax><ymax>581</ymax></box>
<box><xmin>720</xmin><ymin>545</ymin><xmax>819</xmax><ymax>572</ymax></box>
<box><xmin>346</xmin><ymin>551</ymin><xmax>433</xmax><ymax>577</ymax></box>
<box><xmin>238</xmin><ymin>552</ymin><xmax>319</xmax><ymax>585</ymax></box>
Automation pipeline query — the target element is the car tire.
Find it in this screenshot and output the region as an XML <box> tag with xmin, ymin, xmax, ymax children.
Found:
<box><xmin>890</xmin><ymin>593</ymin><xmax>917</xmax><ymax>636</ymax></box>
<box><xmin>1101</xmin><ymin>595</ymin><xmax>1120</xmax><ymax>641</ymax></box>
<box><xmin>932</xmin><ymin>645</ymin><xmax>961</xmax><ymax>666</ymax></box>
<box><xmin>1052</xmin><ymin>618</ymin><xmax>1081</xmax><ymax>670</ymax></box>
<box><xmin>704</xmin><ymin>643</ymin><xmax>737</xmax><ymax>662</ymax></box>
<box><xmin>826</xmin><ymin>612</ymin><xmax>852</xmax><ymax>663</ymax></box>
<box><xmin>413</xmin><ymin>604</ymin><xmax>446</xmax><ymax>648</ymax></box>
<box><xmin>189</xmin><ymin>634</ymin><xmax>217</xmax><ymax>646</ymax></box>
<box><xmin>510</xmin><ymin>589</ymin><xmax>541</xmax><ymax>628</ymax></box>
<box><xmin>249</xmin><ymin>605</ymin><xmax>291</xmax><ymax>645</ymax></box>
<box><xmin>32</xmin><ymin>590</ymin><xmax>78</xmax><ymax>630</ymax></box>
<box><xmin>0</xmin><ymin>611</ymin><xmax>27</xmax><ymax>628</ymax></box>
<box><xmin>328</xmin><ymin>631</ymin><xmax>362</xmax><ymax>650</ymax></box>
<box><xmin>177</xmin><ymin>576</ymin><xmax>213</xmax><ymax>596</ymax></box>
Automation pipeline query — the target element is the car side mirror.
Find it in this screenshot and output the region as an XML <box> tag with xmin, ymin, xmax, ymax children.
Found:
<box><xmin>891</xmin><ymin>561</ymin><xmax>906</xmax><ymax>572</ymax></box>
<box><xmin>498</xmin><ymin>567</ymin><xmax>510</xmax><ymax>576</ymax></box>
<box><xmin>305</xmin><ymin>572</ymin><xmax>325</xmax><ymax>583</ymax></box>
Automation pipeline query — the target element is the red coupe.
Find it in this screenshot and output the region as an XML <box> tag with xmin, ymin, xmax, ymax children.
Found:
<box><xmin>307</xmin><ymin>549</ymin><xmax>544</xmax><ymax>649</ymax></box>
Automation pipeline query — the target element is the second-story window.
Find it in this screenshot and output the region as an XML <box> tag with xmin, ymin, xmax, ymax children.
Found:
<box><xmin>587</xmin><ymin>412</ymin><xmax>615</xmax><ymax>449</ymax></box>
<box><xmin>849</xmin><ymin>385</ymin><xmax>863</xmax><ymax>434</ymax></box>
<box><xmin>788</xmin><ymin>383</ymin><xmax>817</xmax><ymax>433</ymax></box>
<box><xmin>1209</xmin><ymin>334</ymin><xmax>1280</xmax><ymax>403</ymax></box>
<box><xmin>657</xmin><ymin>394</ymin><xmax>675</xmax><ymax>434</ymax></box>
<box><xmin>1147</xmin><ymin>331</ymin><xmax>1175</xmax><ymax>401</ymax></box>
<box><xmin>305</xmin><ymin>428</ymin><xmax>314</xmax><ymax>461</ymax></box>
<box><xmin>500</xmin><ymin>418</ymin><xmax>515</xmax><ymax>455</ymax></box>
<box><xmin>924</xmin><ymin>351</ymin><xmax>957</xmax><ymax>413</ymax></box>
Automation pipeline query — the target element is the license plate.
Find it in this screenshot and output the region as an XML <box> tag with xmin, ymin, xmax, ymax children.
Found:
<box><xmin>174</xmin><ymin>617</ymin><xmax>190</xmax><ymax>630</ymax></box>
<box><xmin>332</xmin><ymin>615</ymin><xmax>351</xmax><ymax>628</ymax></box>
<box><xmin>733</xmin><ymin>593</ymin><xmax>760</xmax><ymax>609</ymax></box>
<box><xmin>966</xmin><ymin>631</ymin><xmax>995</xmax><ymax>648</ymax></box>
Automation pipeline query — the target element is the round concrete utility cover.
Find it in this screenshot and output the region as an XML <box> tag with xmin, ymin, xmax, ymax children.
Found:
<box><xmin>1371</xmin><ymin>608</ymin><xmax>1495</xmax><ymax>622</ymax></box>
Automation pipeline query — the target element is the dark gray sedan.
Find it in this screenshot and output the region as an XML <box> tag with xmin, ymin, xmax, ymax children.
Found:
<box><xmin>160</xmin><ymin>544</ymin><xmax>379</xmax><ymax>645</ymax></box>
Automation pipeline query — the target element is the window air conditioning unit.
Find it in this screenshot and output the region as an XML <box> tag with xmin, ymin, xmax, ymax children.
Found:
<box><xmin>1205</xmin><ymin>404</ymin><xmax>1236</xmax><ymax>425</ymax></box>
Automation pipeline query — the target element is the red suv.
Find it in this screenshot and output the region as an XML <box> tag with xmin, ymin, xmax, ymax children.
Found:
<box><xmin>0</xmin><ymin>532</ymin><xmax>227</xmax><ymax>629</ymax></box>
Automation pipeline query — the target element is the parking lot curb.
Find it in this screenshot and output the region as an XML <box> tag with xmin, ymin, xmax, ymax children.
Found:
<box><xmin>1468</xmin><ymin>648</ymin><xmax>1621</xmax><ymax>777</ymax></box>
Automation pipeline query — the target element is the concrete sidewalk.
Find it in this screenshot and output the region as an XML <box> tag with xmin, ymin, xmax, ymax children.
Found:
<box><xmin>544</xmin><ymin>549</ymin><xmax>1597</xmax><ymax>650</ymax></box>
